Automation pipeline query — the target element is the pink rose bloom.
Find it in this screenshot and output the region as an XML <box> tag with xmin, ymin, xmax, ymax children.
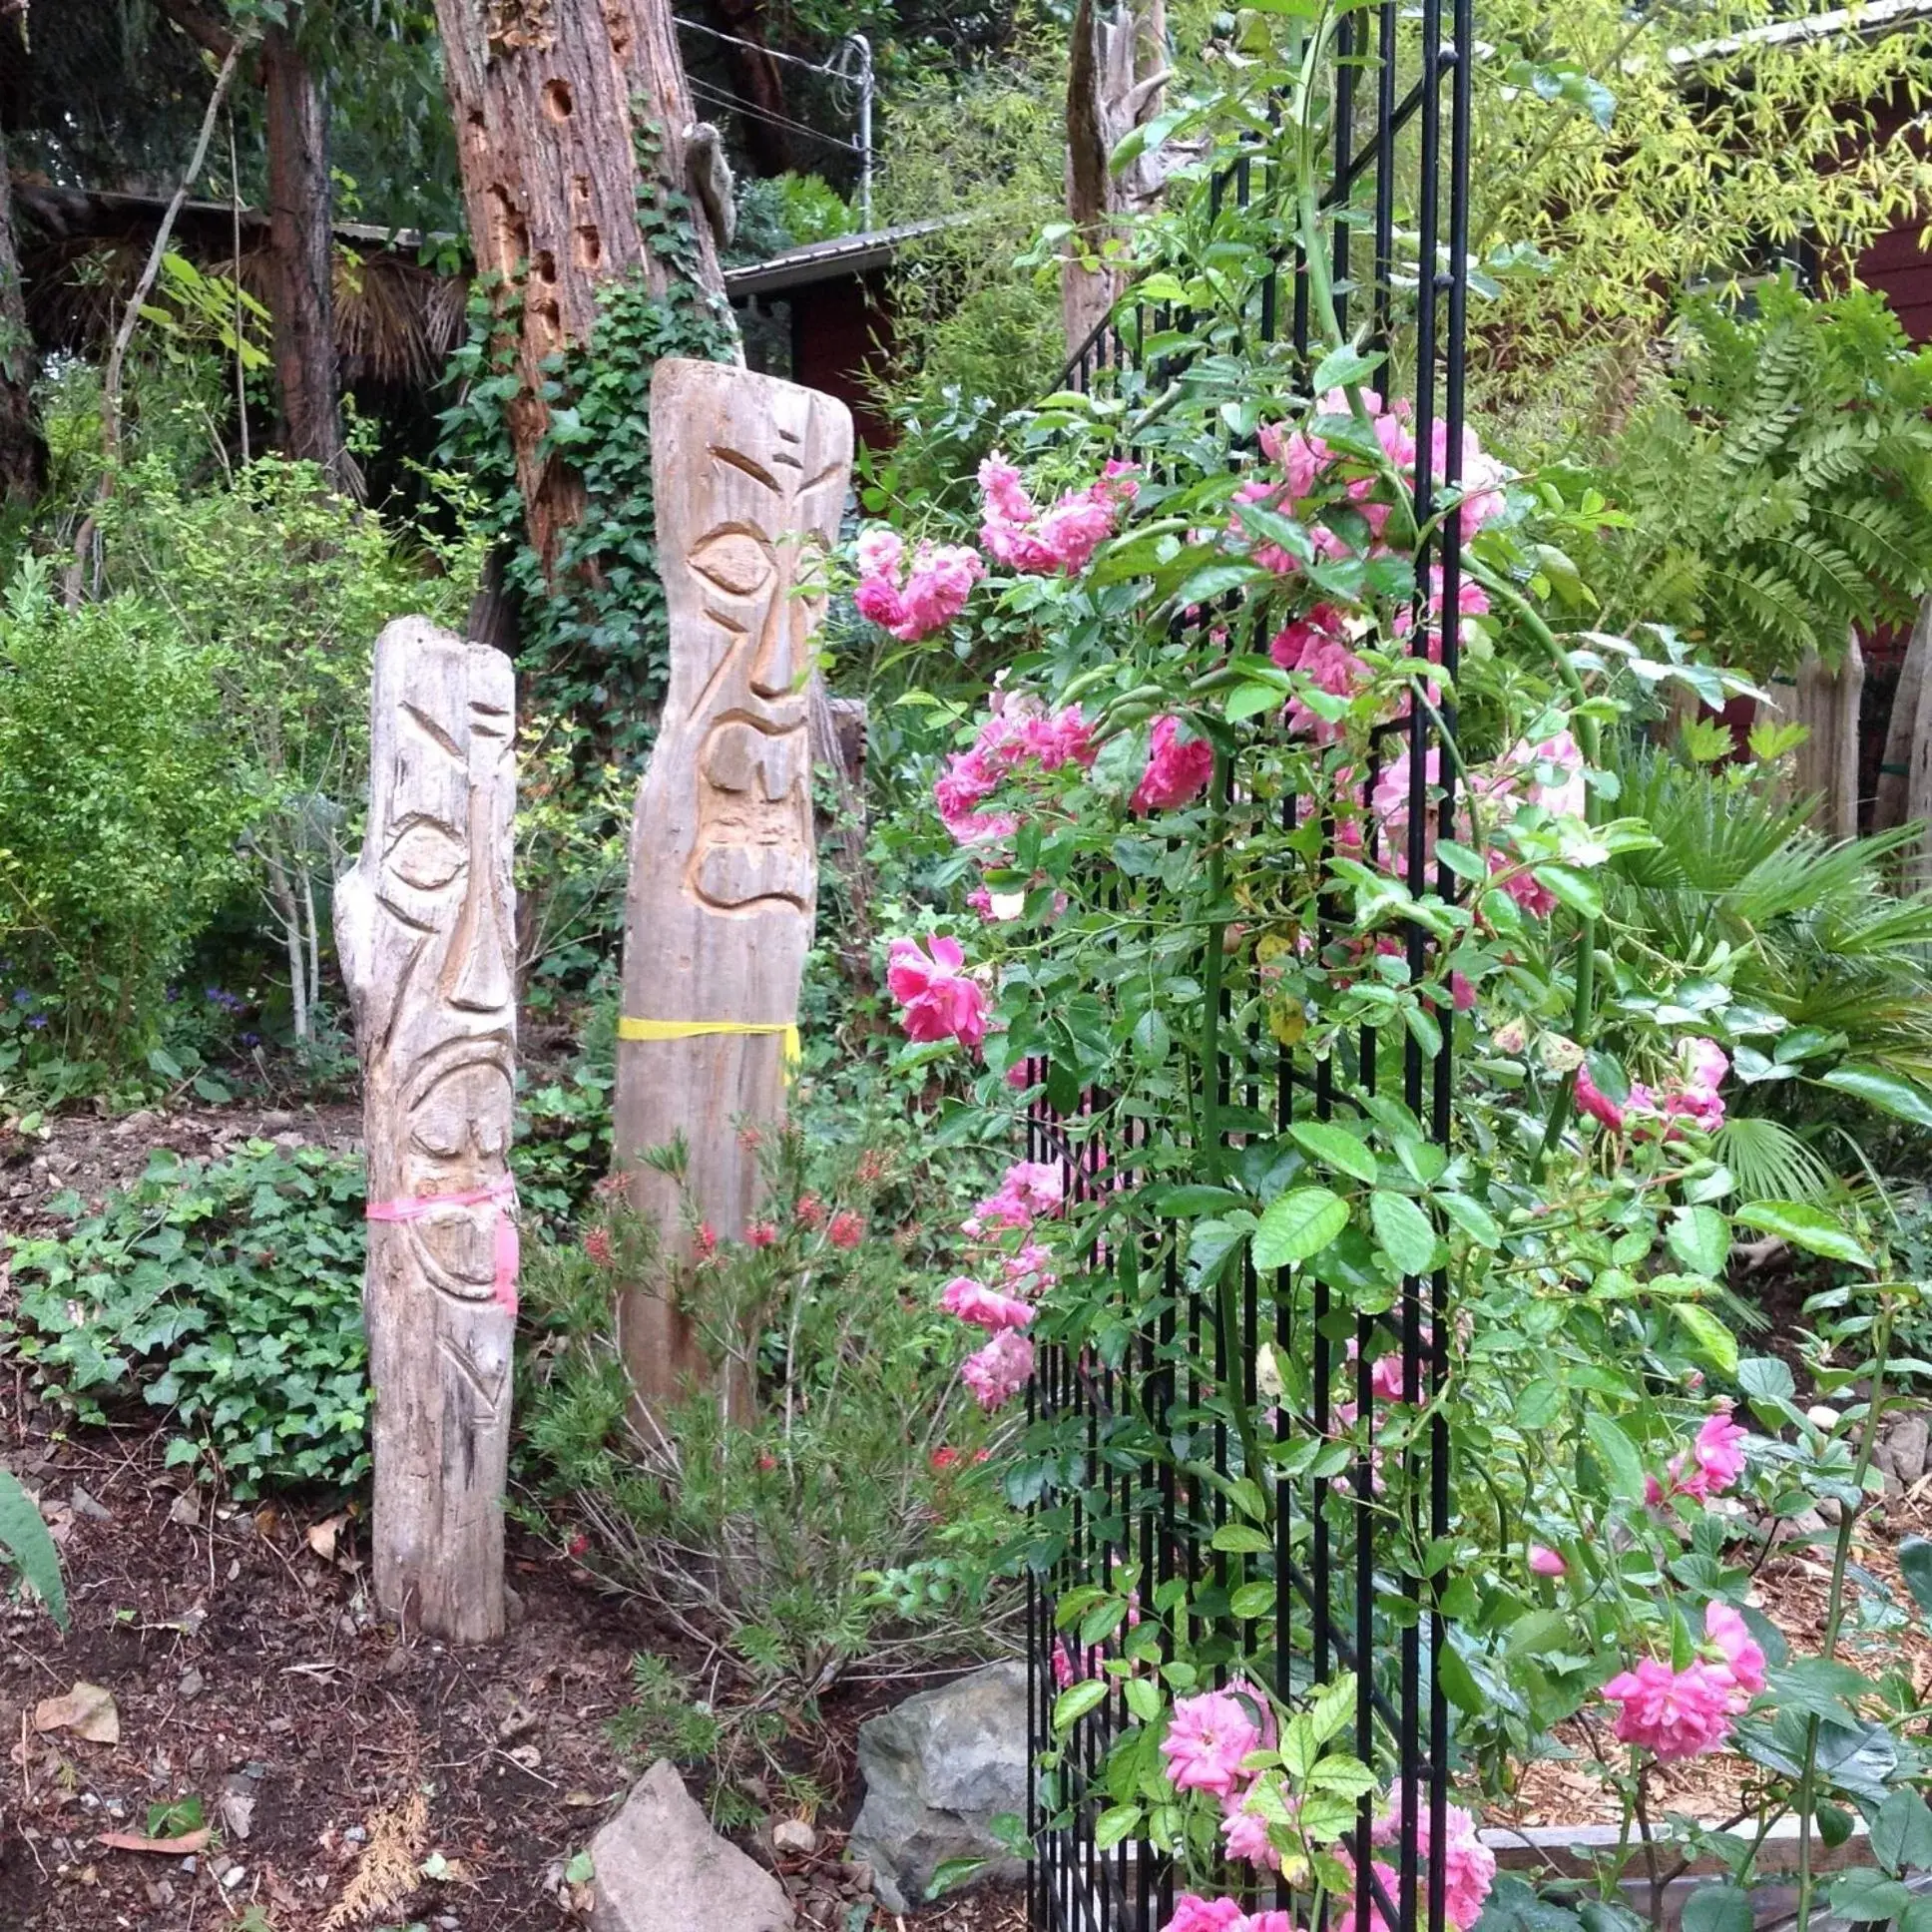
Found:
<box><xmin>1220</xmin><ymin>1785</ymin><xmax>1283</xmax><ymax>1870</ymax></box>
<box><xmin>978</xmin><ymin>452</ymin><xmax>1127</xmax><ymax>575</ymax></box>
<box><xmin>886</xmin><ymin>934</ymin><xmax>989</xmax><ymax>1051</ymax></box>
<box><xmin>1451</xmin><ymin>971</ymin><xmax>1477</xmax><ymax>1011</ymax></box>
<box><xmin>1333</xmin><ymin>1852</ymin><xmax>1400</xmax><ymax>1932</ymax></box>
<box><xmin>1601</xmin><ymin>1657</ymin><xmax>1735</xmax><ymax>1761</ymax></box>
<box><xmin>1501</xmin><ymin>730</ymin><xmax>1587</xmax><ymax>821</ymax></box>
<box><xmin>1683</xmin><ymin>1407</ymin><xmax>1748</xmax><ymax>1499</ymax></box>
<box><xmin>1132</xmin><ymin>715</ymin><xmax>1215</xmax><ymax>813</ymax></box>
<box><xmin>959</xmin><ymin>1328</ymin><xmax>1035</xmax><ymax>1408</ymax></box>
<box><xmin>1369</xmin><ymin>1352</ymin><xmax>1406</xmax><ymax>1403</ymax></box>
<box><xmin>1705</xmin><ymin>1602</ymin><xmax>1767</xmax><ymax>1702</ymax></box>
<box><xmin>853</xmin><ymin>527</ymin><xmax>984</xmax><ymax>641</ymax></box>
<box><xmin>1684</xmin><ymin>1036</ymin><xmax>1729</xmax><ymax>1096</ymax></box>
<box><xmin>1270</xmin><ymin>605</ymin><xmax>1368</xmax><ymax>740</ymax></box>
<box><xmin>940</xmin><ymin>1275</ymin><xmax>1035</xmax><ymax>1331</ymax></box>
<box><xmin>1258</xmin><ymin>418</ymin><xmax>1330</xmax><ymax>504</ymax></box>
<box><xmin>1004</xmin><ymin>1241</ymin><xmax>1057</xmax><ymax>1294</ymax></box>
<box><xmin>1373</xmin><ymin>1798</ymin><xmax>1497</xmax><ymax>1932</ymax></box>
<box><xmin>1433</xmin><ymin>420</ymin><xmax>1510</xmax><ymax>532</ymax></box>
<box><xmin>1163</xmin><ymin>1900</ymin><xmax>1247</xmax><ymax>1932</ymax></box>
<box><xmin>1529</xmin><ymin>1544</ymin><xmax>1567</xmax><ymax>1578</ymax></box>
<box><xmin>1159</xmin><ymin>1687</ymin><xmax>1263</xmax><ymax>1799</ymax></box>
<box><xmin>963</xmin><ymin>1160</ymin><xmax>1064</xmax><ymax>1235</ymax></box>
<box><xmin>1574</xmin><ymin>1064</ymin><xmax>1625</xmax><ymax>1133</ymax></box>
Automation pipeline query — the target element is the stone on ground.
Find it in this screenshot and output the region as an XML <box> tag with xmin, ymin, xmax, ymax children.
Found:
<box><xmin>589</xmin><ymin>1759</ymin><xmax>792</xmax><ymax>1932</ymax></box>
<box><xmin>846</xmin><ymin>1659</ymin><xmax>1027</xmax><ymax>1913</ymax></box>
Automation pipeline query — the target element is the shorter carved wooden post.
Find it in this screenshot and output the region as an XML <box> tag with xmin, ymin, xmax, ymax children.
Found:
<box><xmin>337</xmin><ymin>617</ymin><xmax>518</xmax><ymax>1643</ymax></box>
<box><xmin>613</xmin><ymin>359</ymin><xmax>852</xmax><ymax>1423</ymax></box>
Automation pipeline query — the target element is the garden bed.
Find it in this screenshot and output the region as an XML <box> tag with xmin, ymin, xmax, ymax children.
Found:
<box><xmin>0</xmin><ymin>1099</ymin><xmax>1019</xmax><ymax>1932</ymax></box>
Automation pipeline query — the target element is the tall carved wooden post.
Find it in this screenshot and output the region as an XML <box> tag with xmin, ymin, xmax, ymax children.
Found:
<box><xmin>614</xmin><ymin>359</ymin><xmax>852</xmax><ymax>1422</ymax></box>
<box><xmin>338</xmin><ymin>617</ymin><xmax>519</xmax><ymax>1644</ymax></box>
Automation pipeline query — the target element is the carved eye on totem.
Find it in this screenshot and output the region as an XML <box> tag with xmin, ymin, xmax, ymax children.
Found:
<box><xmin>387</xmin><ymin>818</ymin><xmax>466</xmax><ymax>891</ymax></box>
<box><xmin>690</xmin><ymin>527</ymin><xmax>775</xmax><ymax>600</ymax></box>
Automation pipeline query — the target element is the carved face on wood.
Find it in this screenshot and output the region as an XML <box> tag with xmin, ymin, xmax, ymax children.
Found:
<box><xmin>347</xmin><ymin>634</ymin><xmax>517</xmax><ymax>1302</ymax></box>
<box><xmin>662</xmin><ymin>366</ymin><xmax>849</xmax><ymax>916</ymax></box>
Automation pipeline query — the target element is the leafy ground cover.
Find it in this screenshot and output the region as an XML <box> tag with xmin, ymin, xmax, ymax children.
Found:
<box><xmin>0</xmin><ymin>1097</ymin><xmax>1023</xmax><ymax>1932</ymax></box>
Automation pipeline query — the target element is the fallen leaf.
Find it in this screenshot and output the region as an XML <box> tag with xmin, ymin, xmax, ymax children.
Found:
<box><xmin>98</xmin><ymin>1829</ymin><xmax>211</xmax><ymax>1856</ymax></box>
<box><xmin>35</xmin><ymin>1683</ymin><xmax>120</xmax><ymax>1745</ymax></box>
<box><xmin>306</xmin><ymin>1512</ymin><xmax>348</xmax><ymax>1562</ymax></box>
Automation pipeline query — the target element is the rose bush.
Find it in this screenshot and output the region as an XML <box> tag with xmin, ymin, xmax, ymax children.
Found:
<box><xmin>829</xmin><ymin>29</ymin><xmax>1932</xmax><ymax>1932</ymax></box>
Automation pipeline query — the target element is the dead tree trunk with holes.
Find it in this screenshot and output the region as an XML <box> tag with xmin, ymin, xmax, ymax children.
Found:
<box><xmin>1064</xmin><ymin>0</ymin><xmax>1171</xmax><ymax>355</ymax></box>
<box><xmin>429</xmin><ymin>0</ymin><xmax>733</xmax><ymax>579</ymax></box>
<box><xmin>261</xmin><ymin>23</ymin><xmax>344</xmax><ymax>483</ymax></box>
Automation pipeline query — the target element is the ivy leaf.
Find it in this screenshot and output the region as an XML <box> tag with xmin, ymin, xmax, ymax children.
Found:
<box><xmin>1370</xmin><ymin>1192</ymin><xmax>1439</xmax><ymax>1276</ymax></box>
<box><xmin>1733</xmin><ymin>1200</ymin><xmax>1872</xmax><ymax>1268</ymax></box>
<box><xmin>1253</xmin><ymin>1189</ymin><xmax>1349</xmax><ymax>1269</ymax></box>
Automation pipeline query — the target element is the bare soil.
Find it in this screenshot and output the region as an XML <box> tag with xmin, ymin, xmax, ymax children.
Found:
<box><xmin>0</xmin><ymin>1096</ymin><xmax>1025</xmax><ymax>1932</ymax></box>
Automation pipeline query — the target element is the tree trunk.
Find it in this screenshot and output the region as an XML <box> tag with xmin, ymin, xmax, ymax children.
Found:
<box><xmin>0</xmin><ymin>125</ymin><xmax>43</xmax><ymax>504</ymax></box>
<box><xmin>430</xmin><ymin>0</ymin><xmax>731</xmax><ymax>580</ymax></box>
<box><xmin>1064</xmin><ymin>0</ymin><xmax>1170</xmax><ymax>356</ymax></box>
<box><xmin>262</xmin><ymin>23</ymin><xmax>344</xmax><ymax>482</ymax></box>
<box><xmin>704</xmin><ymin>0</ymin><xmax>791</xmax><ymax>176</ymax></box>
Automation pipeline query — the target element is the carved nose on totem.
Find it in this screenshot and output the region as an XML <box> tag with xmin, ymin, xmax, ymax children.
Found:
<box><xmin>747</xmin><ymin>558</ymin><xmax>797</xmax><ymax>699</ymax></box>
<box><xmin>447</xmin><ymin>787</ymin><xmax>512</xmax><ymax>1013</ymax></box>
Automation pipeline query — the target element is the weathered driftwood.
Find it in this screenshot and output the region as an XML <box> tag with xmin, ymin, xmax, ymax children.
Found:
<box><xmin>1875</xmin><ymin>594</ymin><xmax>1932</xmax><ymax>841</ymax></box>
<box><xmin>337</xmin><ymin>617</ymin><xmax>518</xmax><ymax>1643</ymax></box>
<box><xmin>613</xmin><ymin>358</ymin><xmax>852</xmax><ymax>1423</ymax></box>
<box><xmin>1787</xmin><ymin>633</ymin><xmax>1864</xmax><ymax>843</ymax></box>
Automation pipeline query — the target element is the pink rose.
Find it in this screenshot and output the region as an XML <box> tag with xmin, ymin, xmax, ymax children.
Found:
<box><xmin>1704</xmin><ymin>1601</ymin><xmax>1766</xmax><ymax>1702</ymax></box>
<box><xmin>1159</xmin><ymin>1686</ymin><xmax>1265</xmax><ymax>1800</ymax></box>
<box><xmin>939</xmin><ymin>1275</ymin><xmax>1035</xmax><ymax>1331</ymax></box>
<box><xmin>1601</xmin><ymin>1656</ymin><xmax>1735</xmax><ymax>1761</ymax></box>
<box><xmin>959</xmin><ymin>1328</ymin><xmax>1034</xmax><ymax>1408</ymax></box>
<box><xmin>885</xmin><ymin>934</ymin><xmax>989</xmax><ymax>1051</ymax></box>
<box><xmin>1132</xmin><ymin>715</ymin><xmax>1215</xmax><ymax>813</ymax></box>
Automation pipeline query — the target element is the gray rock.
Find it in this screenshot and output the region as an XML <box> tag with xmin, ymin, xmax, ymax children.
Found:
<box><xmin>589</xmin><ymin>1759</ymin><xmax>792</xmax><ymax>1932</ymax></box>
<box><xmin>846</xmin><ymin>1661</ymin><xmax>1028</xmax><ymax>1914</ymax></box>
<box><xmin>1888</xmin><ymin>1412</ymin><xmax>1930</xmax><ymax>1485</ymax></box>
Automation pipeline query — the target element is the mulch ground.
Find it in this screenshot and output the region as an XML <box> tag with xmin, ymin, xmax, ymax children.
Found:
<box><xmin>0</xmin><ymin>1094</ymin><xmax>1027</xmax><ymax>1932</ymax></box>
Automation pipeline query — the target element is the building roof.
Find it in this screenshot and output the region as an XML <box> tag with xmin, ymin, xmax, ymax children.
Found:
<box><xmin>1668</xmin><ymin>0</ymin><xmax>1932</xmax><ymax>67</ymax></box>
<box><xmin>722</xmin><ymin>218</ymin><xmax>952</xmax><ymax>297</ymax></box>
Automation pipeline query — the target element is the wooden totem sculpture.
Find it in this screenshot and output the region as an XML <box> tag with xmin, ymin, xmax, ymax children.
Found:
<box><xmin>614</xmin><ymin>358</ymin><xmax>853</xmax><ymax>1421</ymax></box>
<box><xmin>338</xmin><ymin>617</ymin><xmax>518</xmax><ymax>1644</ymax></box>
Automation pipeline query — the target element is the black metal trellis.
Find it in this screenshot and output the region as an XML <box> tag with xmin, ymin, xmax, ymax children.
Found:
<box><xmin>1026</xmin><ymin>2</ymin><xmax>1476</xmax><ymax>1926</ymax></box>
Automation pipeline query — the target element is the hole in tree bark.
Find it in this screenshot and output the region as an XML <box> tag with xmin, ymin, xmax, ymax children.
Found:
<box><xmin>544</xmin><ymin>79</ymin><xmax>574</xmax><ymax>120</ymax></box>
<box><xmin>575</xmin><ymin>224</ymin><xmax>603</xmax><ymax>268</ymax></box>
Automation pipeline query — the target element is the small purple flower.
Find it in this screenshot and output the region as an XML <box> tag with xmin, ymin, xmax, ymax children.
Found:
<box><xmin>27</xmin><ymin>1014</ymin><xmax>46</xmax><ymax>1030</ymax></box>
<box><xmin>239</xmin><ymin>1031</ymin><xmax>260</xmax><ymax>1047</ymax></box>
<box><xmin>11</xmin><ymin>989</ymin><xmax>29</xmax><ymax>1007</ymax></box>
<box><xmin>204</xmin><ymin>987</ymin><xmax>245</xmax><ymax>1014</ymax></box>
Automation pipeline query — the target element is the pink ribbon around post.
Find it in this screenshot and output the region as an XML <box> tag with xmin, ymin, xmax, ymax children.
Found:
<box><xmin>365</xmin><ymin>1173</ymin><xmax>520</xmax><ymax>1316</ymax></box>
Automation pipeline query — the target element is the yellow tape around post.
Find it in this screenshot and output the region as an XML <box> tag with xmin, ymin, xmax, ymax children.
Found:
<box><xmin>617</xmin><ymin>1016</ymin><xmax>802</xmax><ymax>1083</ymax></box>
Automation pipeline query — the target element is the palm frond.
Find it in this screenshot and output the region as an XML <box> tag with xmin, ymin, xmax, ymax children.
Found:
<box><xmin>1715</xmin><ymin>1117</ymin><xmax>1839</xmax><ymax>1207</ymax></box>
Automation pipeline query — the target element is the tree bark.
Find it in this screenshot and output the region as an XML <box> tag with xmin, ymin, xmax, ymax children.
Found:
<box><xmin>430</xmin><ymin>0</ymin><xmax>731</xmax><ymax>579</ymax></box>
<box><xmin>262</xmin><ymin>23</ymin><xmax>344</xmax><ymax>481</ymax></box>
<box><xmin>0</xmin><ymin>127</ymin><xmax>45</xmax><ymax>504</ymax></box>
<box><xmin>1064</xmin><ymin>0</ymin><xmax>1170</xmax><ymax>356</ymax></box>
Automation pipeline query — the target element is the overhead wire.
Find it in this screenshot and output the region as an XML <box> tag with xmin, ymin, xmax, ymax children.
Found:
<box><xmin>687</xmin><ymin>77</ymin><xmax>863</xmax><ymax>154</ymax></box>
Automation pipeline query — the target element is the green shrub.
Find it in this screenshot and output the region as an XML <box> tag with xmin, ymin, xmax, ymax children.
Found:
<box><xmin>0</xmin><ymin>559</ymin><xmax>254</xmax><ymax>1061</ymax></box>
<box><xmin>7</xmin><ymin>1142</ymin><xmax>371</xmax><ymax>1496</ymax></box>
<box><xmin>518</xmin><ymin>1123</ymin><xmax>1015</xmax><ymax>1768</ymax></box>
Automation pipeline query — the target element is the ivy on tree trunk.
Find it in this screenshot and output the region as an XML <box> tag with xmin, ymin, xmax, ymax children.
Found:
<box><xmin>431</xmin><ymin>0</ymin><xmax>733</xmax><ymax>582</ymax></box>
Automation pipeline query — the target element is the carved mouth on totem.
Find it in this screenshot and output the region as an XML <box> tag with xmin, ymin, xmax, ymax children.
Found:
<box><xmin>398</xmin><ymin>1036</ymin><xmax>516</xmax><ymax>1301</ymax></box>
<box><xmin>688</xmin><ymin>712</ymin><xmax>813</xmax><ymax>912</ymax></box>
